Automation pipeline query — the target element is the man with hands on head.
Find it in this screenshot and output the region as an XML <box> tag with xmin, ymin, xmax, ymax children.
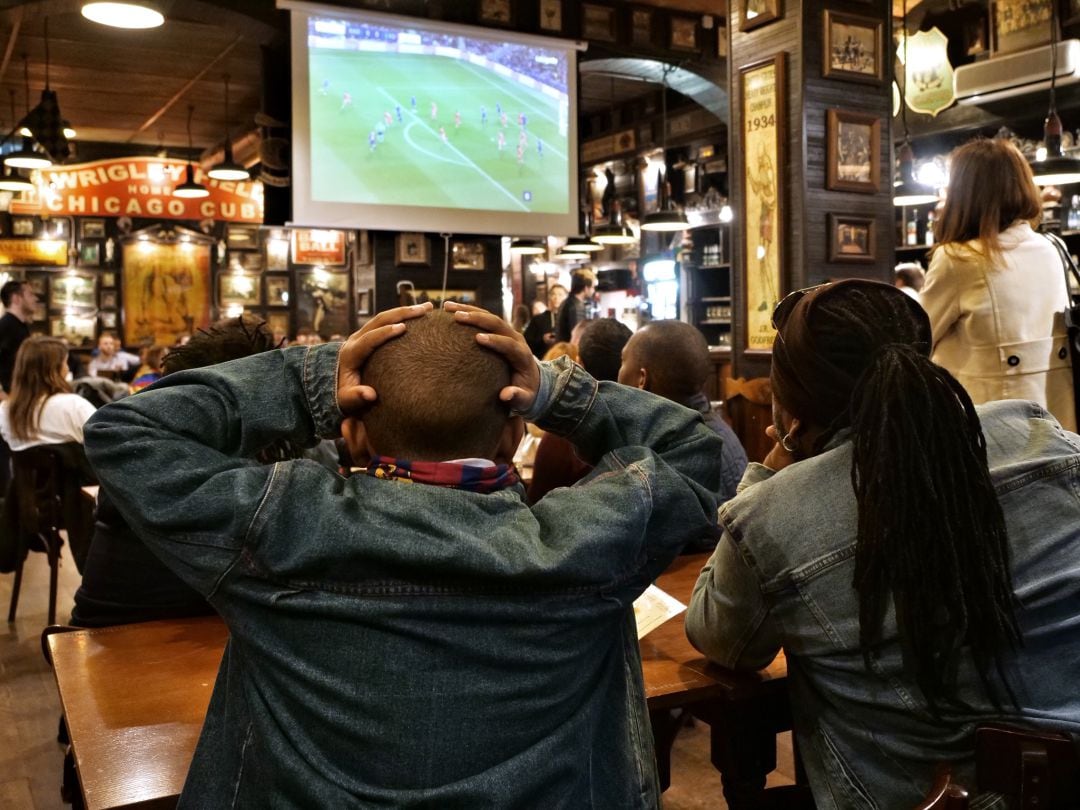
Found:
<box><xmin>84</xmin><ymin>301</ymin><xmax>724</xmax><ymax>808</ymax></box>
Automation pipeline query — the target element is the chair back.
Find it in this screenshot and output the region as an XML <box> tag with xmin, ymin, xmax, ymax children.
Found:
<box><xmin>976</xmin><ymin>724</ymin><xmax>1080</xmax><ymax>809</ymax></box>
<box><xmin>723</xmin><ymin>376</ymin><xmax>773</xmax><ymax>463</ymax></box>
<box><xmin>12</xmin><ymin>446</ymin><xmax>65</xmax><ymax>537</ymax></box>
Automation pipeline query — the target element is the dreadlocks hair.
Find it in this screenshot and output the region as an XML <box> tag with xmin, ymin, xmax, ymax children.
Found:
<box><xmin>797</xmin><ymin>284</ymin><xmax>1021</xmax><ymax>711</ymax></box>
<box><xmin>162</xmin><ymin>314</ymin><xmax>280</xmax><ymax>374</ymax></box>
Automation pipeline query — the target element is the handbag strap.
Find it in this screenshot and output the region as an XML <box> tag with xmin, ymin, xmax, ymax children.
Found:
<box><xmin>1042</xmin><ymin>231</ymin><xmax>1080</xmax><ymax>428</ymax></box>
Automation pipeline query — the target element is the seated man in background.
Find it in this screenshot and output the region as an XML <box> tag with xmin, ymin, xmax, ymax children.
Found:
<box><xmin>84</xmin><ymin>303</ymin><xmax>722</xmax><ymax>807</ymax></box>
<box><xmin>87</xmin><ymin>331</ymin><xmax>140</xmax><ymax>379</ymax></box>
<box><xmin>618</xmin><ymin>320</ymin><xmax>748</xmax><ymax>522</ymax></box>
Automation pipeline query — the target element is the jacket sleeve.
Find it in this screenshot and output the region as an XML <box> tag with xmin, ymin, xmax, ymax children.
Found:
<box><xmin>527</xmin><ymin>356</ymin><xmax>724</xmax><ymax>596</ymax></box>
<box><xmin>921</xmin><ymin>248</ymin><xmax>962</xmax><ymax>352</ymax></box>
<box><xmin>83</xmin><ymin>344</ymin><xmax>339</xmax><ymax>596</ymax></box>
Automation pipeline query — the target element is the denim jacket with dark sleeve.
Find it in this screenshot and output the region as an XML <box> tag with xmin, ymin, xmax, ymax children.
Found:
<box><xmin>685</xmin><ymin>399</ymin><xmax>1080</xmax><ymax>809</ymax></box>
<box><xmin>84</xmin><ymin>348</ymin><xmax>723</xmax><ymax>809</ymax></box>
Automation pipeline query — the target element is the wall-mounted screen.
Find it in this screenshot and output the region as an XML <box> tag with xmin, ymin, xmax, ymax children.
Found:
<box><xmin>282</xmin><ymin>1</ymin><xmax>581</xmax><ymax>236</ymax></box>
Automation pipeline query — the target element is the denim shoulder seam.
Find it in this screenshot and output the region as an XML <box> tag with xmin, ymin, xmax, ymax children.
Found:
<box><xmin>994</xmin><ymin>454</ymin><xmax>1080</xmax><ymax>495</ymax></box>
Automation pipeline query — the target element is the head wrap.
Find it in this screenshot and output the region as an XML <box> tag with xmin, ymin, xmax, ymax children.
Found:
<box><xmin>770</xmin><ymin>279</ymin><xmax>932</xmax><ymax>431</ymax></box>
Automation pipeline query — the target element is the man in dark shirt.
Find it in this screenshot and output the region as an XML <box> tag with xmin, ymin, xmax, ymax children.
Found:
<box><xmin>555</xmin><ymin>268</ymin><xmax>595</xmax><ymax>342</ymax></box>
<box><xmin>0</xmin><ymin>280</ymin><xmax>37</xmax><ymax>395</ymax></box>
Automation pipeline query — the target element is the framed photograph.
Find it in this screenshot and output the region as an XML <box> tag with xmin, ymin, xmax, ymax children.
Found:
<box><xmin>630</xmin><ymin>7</ymin><xmax>653</xmax><ymax>46</ymax></box>
<box><xmin>479</xmin><ymin>0</ymin><xmax>511</xmax><ymax>25</ymax></box>
<box><xmin>826</xmin><ymin>109</ymin><xmax>881</xmax><ymax>193</ymax></box>
<box><xmin>828</xmin><ymin>214</ymin><xmax>876</xmax><ymax>263</ymax></box>
<box><xmin>396</xmin><ymin>232</ymin><xmax>429</xmax><ymax>266</ymax></box>
<box><xmin>741</xmin><ymin>0</ymin><xmax>781</xmax><ymax>32</ymax></box>
<box><xmin>582</xmin><ymin>3</ymin><xmax>616</xmax><ymax>42</ymax></box>
<box><xmin>218</xmin><ymin>272</ymin><xmax>261</xmax><ymax>307</ymax></box>
<box><xmin>357</xmin><ymin>288</ymin><xmax>373</xmax><ymax>316</ymax></box>
<box><xmin>100</xmin><ymin>311</ymin><xmax>117</xmax><ymax>330</ymax></box>
<box><xmin>451</xmin><ymin>241</ymin><xmax>486</xmax><ymax>270</ymax></box>
<box><xmin>670</xmin><ymin>16</ymin><xmax>698</xmax><ymax>51</ymax></box>
<box><xmin>265</xmin><ymin>310</ymin><xmax>289</xmax><ymax>339</ymax></box>
<box><xmin>11</xmin><ymin>216</ymin><xmax>35</xmax><ymax>237</ymax></box>
<box><xmin>80</xmin><ymin>218</ymin><xmax>106</xmax><ymax>239</ymax></box>
<box><xmin>823</xmin><ymin>11</ymin><xmax>883</xmax><ymax>83</ymax></box>
<box><xmin>78</xmin><ymin>242</ymin><xmax>101</xmax><ymax>266</ymax></box>
<box><xmin>51</xmin><ymin>314</ymin><xmax>97</xmax><ymax>347</ymax></box>
<box><xmin>100</xmin><ymin>290</ymin><xmax>118</xmax><ymax>309</ymax></box>
<box><xmin>226</xmin><ymin>224</ymin><xmax>259</xmax><ymax>249</ymax></box>
<box><xmin>50</xmin><ymin>273</ymin><xmax>98</xmax><ymax>309</ymax></box>
<box><xmin>265</xmin><ymin>233</ymin><xmax>289</xmax><ymax>271</ymax></box>
<box><xmin>102</xmin><ymin>271</ymin><xmax>116</xmax><ymax>288</ymax></box>
<box><xmin>228</xmin><ymin>251</ymin><xmax>264</xmax><ymax>273</ymax></box>
<box><xmin>993</xmin><ymin>0</ymin><xmax>1052</xmax><ymax>55</ymax></box>
<box><xmin>1067</xmin><ymin>0</ymin><xmax>1080</xmax><ymax>28</ymax></box>
<box><xmin>122</xmin><ymin>241</ymin><xmax>212</xmax><ymax>346</ymax></box>
<box><xmin>264</xmin><ymin>274</ymin><xmax>290</xmax><ymax>307</ymax></box>
<box><xmin>401</xmin><ymin>288</ymin><xmax>477</xmax><ymax>308</ymax></box>
<box><xmin>539</xmin><ymin>0</ymin><xmax>562</xmax><ymax>32</ymax></box>
<box><xmin>296</xmin><ymin>270</ymin><xmax>350</xmax><ymax>337</ymax></box>
<box><xmin>740</xmin><ymin>54</ymin><xmax>786</xmax><ymax>353</ymax></box>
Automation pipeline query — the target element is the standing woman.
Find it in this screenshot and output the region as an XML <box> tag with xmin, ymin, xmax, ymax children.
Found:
<box><xmin>921</xmin><ymin>137</ymin><xmax>1076</xmax><ymax>430</ymax></box>
<box><xmin>0</xmin><ymin>336</ymin><xmax>95</xmax><ymax>451</ymax></box>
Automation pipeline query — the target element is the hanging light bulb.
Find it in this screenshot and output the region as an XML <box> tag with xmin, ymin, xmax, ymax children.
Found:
<box><xmin>642</xmin><ymin>67</ymin><xmax>690</xmax><ymax>232</ymax></box>
<box><xmin>1030</xmin><ymin>11</ymin><xmax>1080</xmax><ymax>185</ymax></box>
<box><xmin>893</xmin><ymin>0</ymin><xmax>937</xmax><ymax>207</ymax></box>
<box><xmin>5</xmin><ymin>54</ymin><xmax>51</xmax><ymax>170</ymax></box>
<box><xmin>208</xmin><ymin>74</ymin><xmax>250</xmax><ymax>181</ymax></box>
<box><xmin>173</xmin><ymin>105</ymin><xmax>209</xmax><ymax>199</ymax></box>
<box><xmin>0</xmin><ymin>90</ymin><xmax>33</xmax><ymax>192</ymax></box>
<box><xmin>81</xmin><ymin>2</ymin><xmax>164</xmax><ymax>29</ymax></box>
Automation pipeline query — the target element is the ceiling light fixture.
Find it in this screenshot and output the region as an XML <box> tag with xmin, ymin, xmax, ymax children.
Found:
<box><xmin>509</xmin><ymin>238</ymin><xmax>546</xmax><ymax>255</ymax></box>
<box><xmin>893</xmin><ymin>0</ymin><xmax>938</xmax><ymax>206</ymax></box>
<box><xmin>562</xmin><ymin>234</ymin><xmax>603</xmax><ymax>252</ymax></box>
<box><xmin>1030</xmin><ymin>10</ymin><xmax>1080</xmax><ymax>185</ymax></box>
<box><xmin>173</xmin><ymin>105</ymin><xmax>209</xmax><ymax>199</ymax></box>
<box><xmin>5</xmin><ymin>54</ymin><xmax>51</xmax><ymax>170</ymax></box>
<box><xmin>0</xmin><ymin>89</ymin><xmax>34</xmax><ymax>192</ymax></box>
<box><xmin>81</xmin><ymin>2</ymin><xmax>164</xmax><ymax>29</ymax></box>
<box><xmin>642</xmin><ymin>66</ymin><xmax>690</xmax><ymax>232</ymax></box>
<box><xmin>208</xmin><ymin>73</ymin><xmax>250</xmax><ymax>182</ymax></box>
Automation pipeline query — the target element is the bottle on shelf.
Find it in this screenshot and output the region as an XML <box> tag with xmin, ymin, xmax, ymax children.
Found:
<box><xmin>906</xmin><ymin>215</ymin><xmax>918</xmax><ymax>246</ymax></box>
<box><xmin>924</xmin><ymin>211</ymin><xmax>935</xmax><ymax>247</ymax></box>
<box><xmin>1069</xmin><ymin>196</ymin><xmax>1080</xmax><ymax>231</ymax></box>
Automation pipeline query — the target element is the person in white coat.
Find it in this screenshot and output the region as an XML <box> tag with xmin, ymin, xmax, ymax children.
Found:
<box><xmin>921</xmin><ymin>138</ymin><xmax>1076</xmax><ymax>431</ymax></box>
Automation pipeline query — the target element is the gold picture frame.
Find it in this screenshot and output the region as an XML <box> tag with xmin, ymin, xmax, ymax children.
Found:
<box><xmin>741</xmin><ymin>0</ymin><xmax>781</xmax><ymax>33</ymax></box>
<box><xmin>740</xmin><ymin>54</ymin><xmax>785</xmax><ymax>353</ymax></box>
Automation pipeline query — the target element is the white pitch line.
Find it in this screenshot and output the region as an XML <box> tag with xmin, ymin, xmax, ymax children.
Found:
<box><xmin>376</xmin><ymin>86</ymin><xmax>530</xmax><ymax>212</ymax></box>
<box><xmin>400</xmin><ymin>120</ymin><xmax>472</xmax><ymax>166</ymax></box>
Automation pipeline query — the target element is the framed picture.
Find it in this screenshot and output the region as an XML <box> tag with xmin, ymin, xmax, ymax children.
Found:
<box><xmin>218</xmin><ymin>272</ymin><xmax>261</xmax><ymax>307</ymax></box>
<box><xmin>741</xmin><ymin>0</ymin><xmax>781</xmax><ymax>32</ymax></box>
<box><xmin>265</xmin><ymin>233</ymin><xmax>289</xmax><ymax>271</ymax></box>
<box><xmin>11</xmin><ymin>216</ymin><xmax>35</xmax><ymax>237</ymax></box>
<box><xmin>582</xmin><ymin>3</ymin><xmax>616</xmax><ymax>42</ymax></box>
<box><xmin>100</xmin><ymin>311</ymin><xmax>117</xmax><ymax>330</ymax></box>
<box><xmin>122</xmin><ymin>241</ymin><xmax>212</xmax><ymax>346</ymax></box>
<box><xmin>226</xmin><ymin>224</ymin><xmax>259</xmax><ymax>249</ymax></box>
<box><xmin>828</xmin><ymin>214</ymin><xmax>876</xmax><ymax>263</ymax></box>
<box><xmin>291</xmin><ymin>228</ymin><xmax>346</xmax><ymax>266</ymax></box>
<box><xmin>1067</xmin><ymin>0</ymin><xmax>1080</xmax><ymax>28</ymax></box>
<box><xmin>479</xmin><ymin>0</ymin><xmax>511</xmax><ymax>25</ymax></box>
<box><xmin>80</xmin><ymin>218</ymin><xmax>106</xmax><ymax>239</ymax></box>
<box><xmin>451</xmin><ymin>241</ymin><xmax>486</xmax><ymax>270</ymax></box>
<box><xmin>79</xmin><ymin>242</ymin><xmax>101</xmax><ymax>266</ymax></box>
<box><xmin>740</xmin><ymin>54</ymin><xmax>786</xmax><ymax>353</ymax></box>
<box><xmin>26</xmin><ymin>273</ymin><xmax>47</xmax><ymax>300</ymax></box>
<box><xmin>396</xmin><ymin>232</ymin><xmax>429</xmax><ymax>266</ymax></box>
<box><xmin>264</xmin><ymin>274</ymin><xmax>290</xmax><ymax>307</ymax></box>
<box><xmin>50</xmin><ymin>272</ymin><xmax>98</xmax><ymax>309</ymax></box>
<box><xmin>823</xmin><ymin>11</ymin><xmax>882</xmax><ymax>83</ymax></box>
<box><xmin>670</xmin><ymin>16</ymin><xmax>698</xmax><ymax>51</ymax></box>
<box><xmin>100</xmin><ymin>290</ymin><xmax>118</xmax><ymax>309</ymax></box>
<box><xmin>102</xmin><ymin>271</ymin><xmax>116</xmax><ymax>288</ymax></box>
<box><xmin>296</xmin><ymin>270</ymin><xmax>350</xmax><ymax>337</ymax></box>
<box><xmin>539</xmin><ymin>0</ymin><xmax>562</xmax><ymax>32</ymax></box>
<box><xmin>630</xmin><ymin>7</ymin><xmax>653</xmax><ymax>46</ymax></box>
<box><xmin>401</xmin><ymin>288</ymin><xmax>477</xmax><ymax>308</ymax></box>
<box><xmin>826</xmin><ymin>109</ymin><xmax>881</xmax><ymax>193</ymax></box>
<box><xmin>993</xmin><ymin>0</ymin><xmax>1052</xmax><ymax>55</ymax></box>
<box><xmin>228</xmin><ymin>251</ymin><xmax>264</xmax><ymax>273</ymax></box>
<box><xmin>51</xmin><ymin>314</ymin><xmax>97</xmax><ymax>347</ymax></box>
<box><xmin>357</xmin><ymin>288</ymin><xmax>373</xmax><ymax>316</ymax></box>
<box><xmin>265</xmin><ymin>311</ymin><xmax>289</xmax><ymax>339</ymax></box>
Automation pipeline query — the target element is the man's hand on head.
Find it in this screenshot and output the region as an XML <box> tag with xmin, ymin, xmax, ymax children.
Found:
<box><xmin>444</xmin><ymin>302</ymin><xmax>540</xmax><ymax>414</ymax></box>
<box><xmin>337</xmin><ymin>302</ymin><xmax>433</xmax><ymax>418</ymax></box>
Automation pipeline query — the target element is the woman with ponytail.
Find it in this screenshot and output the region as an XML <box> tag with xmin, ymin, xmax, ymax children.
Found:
<box><xmin>687</xmin><ymin>279</ymin><xmax>1080</xmax><ymax>806</ymax></box>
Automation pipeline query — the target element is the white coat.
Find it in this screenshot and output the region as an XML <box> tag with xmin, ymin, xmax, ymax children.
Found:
<box><xmin>922</xmin><ymin>220</ymin><xmax>1076</xmax><ymax>432</ymax></box>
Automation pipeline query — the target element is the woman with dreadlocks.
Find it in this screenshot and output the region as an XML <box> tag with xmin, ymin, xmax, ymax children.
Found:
<box><xmin>686</xmin><ymin>279</ymin><xmax>1080</xmax><ymax>806</ymax></box>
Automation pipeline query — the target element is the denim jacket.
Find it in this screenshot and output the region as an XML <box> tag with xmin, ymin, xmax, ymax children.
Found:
<box><xmin>686</xmin><ymin>400</ymin><xmax>1080</xmax><ymax>809</ymax></box>
<box><xmin>84</xmin><ymin>348</ymin><xmax>723</xmax><ymax>809</ymax></box>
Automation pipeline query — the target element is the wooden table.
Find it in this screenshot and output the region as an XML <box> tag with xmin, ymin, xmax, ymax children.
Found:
<box><xmin>49</xmin><ymin>555</ymin><xmax>789</xmax><ymax>810</ymax></box>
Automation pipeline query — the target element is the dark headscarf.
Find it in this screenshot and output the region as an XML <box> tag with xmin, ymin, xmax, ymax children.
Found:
<box><xmin>770</xmin><ymin>279</ymin><xmax>932</xmax><ymax>434</ymax></box>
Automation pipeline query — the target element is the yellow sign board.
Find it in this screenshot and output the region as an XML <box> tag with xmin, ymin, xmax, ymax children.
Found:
<box><xmin>0</xmin><ymin>239</ymin><xmax>69</xmax><ymax>266</ymax></box>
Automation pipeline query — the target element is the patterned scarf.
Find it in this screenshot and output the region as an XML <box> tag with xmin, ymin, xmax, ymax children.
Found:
<box><xmin>365</xmin><ymin>455</ymin><xmax>519</xmax><ymax>493</ymax></box>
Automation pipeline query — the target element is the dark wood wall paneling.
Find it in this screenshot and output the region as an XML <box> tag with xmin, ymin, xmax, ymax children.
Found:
<box><xmin>372</xmin><ymin>234</ymin><xmax>504</xmax><ymax>314</ymax></box>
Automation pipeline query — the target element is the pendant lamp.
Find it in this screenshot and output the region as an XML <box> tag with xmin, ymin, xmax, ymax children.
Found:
<box><xmin>1030</xmin><ymin>10</ymin><xmax>1080</xmax><ymax>185</ymax></box>
<box><xmin>509</xmin><ymin>238</ymin><xmax>546</xmax><ymax>255</ymax></box>
<box><xmin>642</xmin><ymin>67</ymin><xmax>690</xmax><ymax>232</ymax></box>
<box><xmin>563</xmin><ymin>210</ymin><xmax>602</xmax><ymax>252</ymax></box>
<box><xmin>893</xmin><ymin>0</ymin><xmax>937</xmax><ymax>206</ymax></box>
<box><xmin>5</xmin><ymin>55</ymin><xmax>51</xmax><ymax>170</ymax></box>
<box><xmin>81</xmin><ymin>2</ymin><xmax>164</xmax><ymax>29</ymax></box>
<box><xmin>173</xmin><ymin>106</ymin><xmax>210</xmax><ymax>199</ymax></box>
<box><xmin>208</xmin><ymin>74</ymin><xmax>250</xmax><ymax>181</ymax></box>
<box><xmin>0</xmin><ymin>90</ymin><xmax>33</xmax><ymax>192</ymax></box>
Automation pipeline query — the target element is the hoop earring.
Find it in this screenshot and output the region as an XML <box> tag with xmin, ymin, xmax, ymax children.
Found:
<box><xmin>780</xmin><ymin>432</ymin><xmax>798</xmax><ymax>454</ymax></box>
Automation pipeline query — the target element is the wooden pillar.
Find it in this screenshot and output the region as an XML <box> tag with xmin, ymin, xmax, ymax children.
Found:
<box><xmin>727</xmin><ymin>0</ymin><xmax>895</xmax><ymax>381</ymax></box>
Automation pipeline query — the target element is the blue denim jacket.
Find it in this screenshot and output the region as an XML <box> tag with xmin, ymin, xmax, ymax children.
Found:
<box><xmin>686</xmin><ymin>400</ymin><xmax>1080</xmax><ymax>809</ymax></box>
<box><xmin>84</xmin><ymin>348</ymin><xmax>723</xmax><ymax>809</ymax></box>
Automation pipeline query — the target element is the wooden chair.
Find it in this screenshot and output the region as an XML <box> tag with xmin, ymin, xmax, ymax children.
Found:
<box><xmin>723</xmin><ymin>376</ymin><xmax>773</xmax><ymax>464</ymax></box>
<box><xmin>916</xmin><ymin>770</ymin><xmax>970</xmax><ymax>809</ymax></box>
<box><xmin>975</xmin><ymin>724</ymin><xmax>1079</xmax><ymax>809</ymax></box>
<box><xmin>7</xmin><ymin>447</ymin><xmax>68</xmax><ymax>625</ymax></box>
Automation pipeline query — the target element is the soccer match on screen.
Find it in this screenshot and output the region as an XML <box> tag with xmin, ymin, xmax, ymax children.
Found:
<box><xmin>307</xmin><ymin>17</ymin><xmax>571</xmax><ymax>214</ymax></box>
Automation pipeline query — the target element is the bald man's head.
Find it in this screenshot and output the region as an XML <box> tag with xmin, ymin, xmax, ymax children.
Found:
<box><xmin>617</xmin><ymin>321</ymin><xmax>710</xmax><ymax>403</ymax></box>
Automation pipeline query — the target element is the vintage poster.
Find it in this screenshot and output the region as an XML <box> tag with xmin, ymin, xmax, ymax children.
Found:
<box><xmin>122</xmin><ymin>241</ymin><xmax>211</xmax><ymax>345</ymax></box>
<box><xmin>741</xmin><ymin>55</ymin><xmax>785</xmax><ymax>352</ymax></box>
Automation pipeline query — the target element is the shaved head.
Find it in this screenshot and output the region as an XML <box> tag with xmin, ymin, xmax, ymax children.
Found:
<box><xmin>618</xmin><ymin>320</ymin><xmax>710</xmax><ymax>402</ymax></box>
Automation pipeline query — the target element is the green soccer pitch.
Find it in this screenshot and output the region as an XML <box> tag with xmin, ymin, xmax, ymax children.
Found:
<box><xmin>309</xmin><ymin>49</ymin><xmax>570</xmax><ymax>214</ymax></box>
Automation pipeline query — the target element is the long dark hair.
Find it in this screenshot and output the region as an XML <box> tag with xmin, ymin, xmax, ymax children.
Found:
<box><xmin>773</xmin><ymin>281</ymin><xmax>1020</xmax><ymax>709</ymax></box>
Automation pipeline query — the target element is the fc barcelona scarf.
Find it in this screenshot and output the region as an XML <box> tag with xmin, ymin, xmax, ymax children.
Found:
<box><xmin>365</xmin><ymin>456</ymin><xmax>518</xmax><ymax>493</ymax></box>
